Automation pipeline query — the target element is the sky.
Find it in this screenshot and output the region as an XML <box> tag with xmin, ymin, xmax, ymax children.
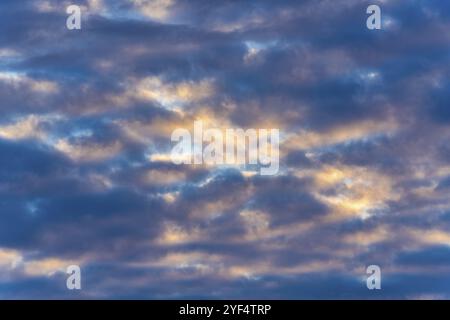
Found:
<box><xmin>0</xmin><ymin>0</ymin><xmax>450</xmax><ymax>299</ymax></box>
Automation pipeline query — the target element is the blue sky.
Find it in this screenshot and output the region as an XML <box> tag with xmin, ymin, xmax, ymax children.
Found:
<box><xmin>1</xmin><ymin>0</ymin><xmax>450</xmax><ymax>299</ymax></box>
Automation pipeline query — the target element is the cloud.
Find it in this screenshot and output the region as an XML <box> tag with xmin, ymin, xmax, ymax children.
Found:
<box><xmin>0</xmin><ymin>0</ymin><xmax>450</xmax><ymax>299</ymax></box>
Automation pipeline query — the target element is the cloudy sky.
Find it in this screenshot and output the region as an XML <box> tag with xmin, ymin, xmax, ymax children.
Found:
<box><xmin>0</xmin><ymin>0</ymin><xmax>450</xmax><ymax>299</ymax></box>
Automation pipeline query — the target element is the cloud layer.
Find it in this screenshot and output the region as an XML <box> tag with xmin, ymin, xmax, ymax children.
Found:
<box><xmin>1</xmin><ymin>0</ymin><xmax>450</xmax><ymax>299</ymax></box>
